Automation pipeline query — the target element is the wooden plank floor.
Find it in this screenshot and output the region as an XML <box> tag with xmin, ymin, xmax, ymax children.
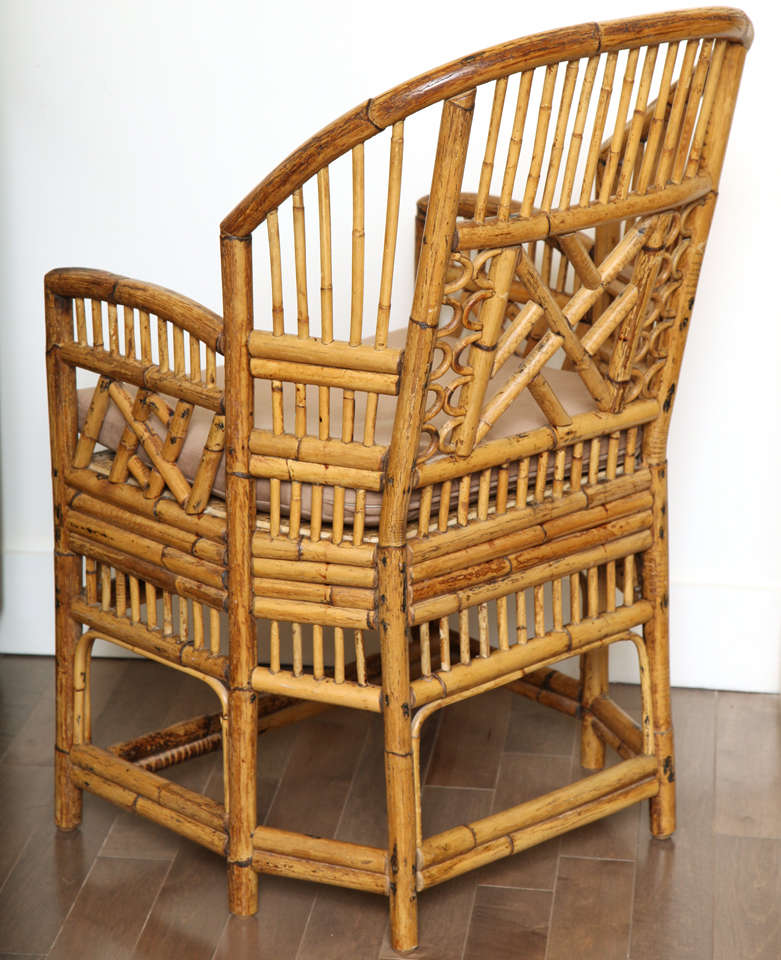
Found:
<box><xmin>0</xmin><ymin>654</ymin><xmax>779</xmax><ymax>959</ymax></box>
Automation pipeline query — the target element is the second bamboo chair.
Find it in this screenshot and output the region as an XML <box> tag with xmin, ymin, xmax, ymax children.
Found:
<box><xmin>46</xmin><ymin>8</ymin><xmax>752</xmax><ymax>951</ymax></box>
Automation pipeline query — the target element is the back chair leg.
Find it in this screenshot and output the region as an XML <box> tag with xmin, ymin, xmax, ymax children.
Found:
<box><xmin>643</xmin><ymin>463</ymin><xmax>676</xmax><ymax>838</ymax></box>
<box><xmin>379</xmin><ymin>548</ymin><xmax>419</xmax><ymax>954</ymax></box>
<box><xmin>580</xmin><ymin>647</ymin><xmax>609</xmax><ymax>770</ymax></box>
<box><xmin>580</xmin><ymin>567</ymin><xmax>609</xmax><ymax>770</ymax></box>
<box><xmin>226</xmin><ymin>691</ymin><xmax>259</xmax><ymax>915</ymax></box>
<box><xmin>54</xmin><ymin>553</ymin><xmax>83</xmax><ymax>830</ymax></box>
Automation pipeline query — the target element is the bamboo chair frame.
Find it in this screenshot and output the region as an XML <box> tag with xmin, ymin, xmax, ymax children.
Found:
<box><xmin>45</xmin><ymin>8</ymin><xmax>751</xmax><ymax>952</ymax></box>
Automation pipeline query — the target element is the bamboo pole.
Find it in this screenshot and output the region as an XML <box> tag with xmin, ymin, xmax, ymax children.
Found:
<box><xmin>251</xmin><ymin>666</ymin><xmax>381</xmax><ymax>711</ymax></box>
<box><xmin>221</xmin><ymin>233</ymin><xmax>258</xmax><ymax>914</ymax></box>
<box><xmin>46</xmin><ymin>285</ymin><xmax>83</xmax><ymax>830</ymax></box>
<box><xmin>379</xmin><ymin>88</ymin><xmax>475</xmax><ymax>953</ymax></box>
<box><xmin>421</xmin><ymin>777</ymin><xmax>658</xmax><ymax>888</ymax></box>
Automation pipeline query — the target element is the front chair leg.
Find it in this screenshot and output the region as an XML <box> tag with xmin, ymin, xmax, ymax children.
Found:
<box><xmin>643</xmin><ymin>463</ymin><xmax>676</xmax><ymax>838</ymax></box>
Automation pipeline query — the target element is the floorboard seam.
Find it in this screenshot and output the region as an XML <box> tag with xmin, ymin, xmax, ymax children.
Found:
<box><xmin>45</xmin><ymin>851</ymin><xmax>100</xmax><ymax>957</ymax></box>
<box><xmin>127</xmin><ymin>854</ymin><xmax>176</xmax><ymax>960</ymax></box>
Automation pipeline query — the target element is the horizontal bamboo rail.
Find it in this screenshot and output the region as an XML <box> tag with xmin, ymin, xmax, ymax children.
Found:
<box><xmin>252</xmin><ymin>597</ymin><xmax>374</xmax><ymax>629</ymax></box>
<box><xmin>419</xmin><ymin>767</ymin><xmax>658</xmax><ymax>888</ymax></box>
<box><xmin>506</xmin><ymin>676</ymin><xmax>580</xmax><ymax>717</ymax></box>
<box><xmin>69</xmin><ymin>533</ymin><xmax>226</xmax><ymax>608</ymax></box>
<box><xmin>250</xmin><ymin>430</ymin><xmax>387</xmax><ymax>472</ymax></box>
<box><xmin>69</xmin><ymin>492</ymin><xmax>225</xmax><ymax>565</ymax></box>
<box><xmin>72</xmin><ymin>743</ymin><xmax>225</xmax><ymax>831</ymax></box>
<box><xmin>411</xmin><ymin>603</ymin><xmax>651</xmax><ymax>705</ymax></box>
<box><xmin>411</xmin><ymin>511</ymin><xmax>651</xmax><ymax>603</ymax></box>
<box><xmin>110</xmin><ymin>711</ymin><xmax>222</xmax><ymax>763</ymax></box>
<box><xmin>248</xmin><ymin>330</ymin><xmax>401</xmax><ymax>374</ymax></box>
<box><xmin>252</xmin><ymin>849</ymin><xmax>387</xmax><ymax>895</ymax></box>
<box><xmin>71</xmin><ymin>600</ymin><xmax>229</xmax><ymax>679</ymax></box>
<box><xmin>248</xmin><ymin>454</ymin><xmax>383</xmax><ymax>492</ymax></box>
<box><xmin>455</xmin><ymin>177</ymin><xmax>713</xmax><ymax>249</ymax></box>
<box><xmin>66</xmin><ymin>510</ymin><xmax>225</xmax><ymax>591</ymax></box>
<box><xmin>410</xmin><ymin>529</ymin><xmax>652</xmax><ymax>624</ymax></box>
<box><xmin>59</xmin><ymin>341</ymin><xmax>224</xmax><ymax>412</ymax></box>
<box><xmin>251</xmin><ymin>530</ymin><xmax>375</xmax><ymax>566</ymax></box>
<box><xmin>253</xmin><ymin>576</ymin><xmax>375</xmax><ymax>609</ymax></box>
<box><xmin>251</xmin><ymin>666</ymin><xmax>382</xmax><ymax>711</ymax></box>
<box><xmin>71</xmin><ymin>765</ymin><xmax>226</xmax><ymax>856</ymax></box>
<box><xmin>109</xmin><ymin>692</ymin><xmax>329</xmax><ymax>771</ymax></box>
<box><xmin>410</xmin><ymin>469</ymin><xmax>651</xmax><ymax>562</ymax></box>
<box><xmin>249</xmin><ymin>358</ymin><xmax>398</xmax><ymax>395</ymax></box>
<box><xmin>252</xmin><ymin>556</ymin><xmax>376</xmax><ymax>588</ymax></box>
<box><xmin>413</xmin><ymin>399</ymin><xmax>657</xmax><ymax>487</ymax></box>
<box><xmin>421</xmin><ymin>753</ymin><xmax>656</xmax><ymax>867</ymax></box>
<box><xmin>411</xmin><ymin>491</ymin><xmax>651</xmax><ymax>583</ymax></box>
<box><xmin>66</xmin><ymin>467</ymin><xmax>226</xmax><ymax>541</ymax></box>
<box><xmin>253</xmin><ymin>825</ymin><xmax>386</xmax><ymax>875</ymax></box>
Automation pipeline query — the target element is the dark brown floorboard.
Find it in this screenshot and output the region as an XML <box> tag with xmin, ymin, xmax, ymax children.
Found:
<box><xmin>462</xmin><ymin>886</ymin><xmax>551</xmax><ymax>960</ymax></box>
<box><xmin>714</xmin><ymin>835</ymin><xmax>781</xmax><ymax>960</ymax></box>
<box><xmin>1</xmin><ymin>654</ymin><xmax>779</xmax><ymax>959</ymax></box>
<box><xmin>546</xmin><ymin>856</ymin><xmax>635</xmax><ymax>960</ymax></box>
<box><xmin>714</xmin><ymin>691</ymin><xmax>781</xmax><ymax>839</ymax></box>
<box><xmin>48</xmin><ymin>857</ymin><xmax>170</xmax><ymax>960</ymax></box>
<box><xmin>630</xmin><ymin>688</ymin><xmax>717</xmax><ymax>960</ymax></box>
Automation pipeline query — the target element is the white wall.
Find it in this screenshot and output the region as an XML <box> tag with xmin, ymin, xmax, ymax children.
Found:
<box><xmin>1</xmin><ymin>0</ymin><xmax>778</xmax><ymax>691</ymax></box>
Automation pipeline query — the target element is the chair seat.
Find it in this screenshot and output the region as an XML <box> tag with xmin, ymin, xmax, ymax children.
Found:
<box><xmin>78</xmin><ymin>332</ymin><xmax>596</xmax><ymax>527</ymax></box>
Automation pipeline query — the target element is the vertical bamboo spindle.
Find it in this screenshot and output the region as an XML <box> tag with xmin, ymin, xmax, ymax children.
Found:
<box><xmin>266</xmin><ymin>208</ymin><xmax>284</xmax><ymax>674</ymax></box>
<box><xmin>221</xmin><ymin>233</ymin><xmax>259</xmax><ymax>915</ymax></box>
<box><xmin>378</xmin><ymin>89</ymin><xmax>474</xmax><ymax>954</ymax></box>
<box><xmin>644</xmin><ymin>42</ymin><xmax>747</xmax><ymax>464</ymax></box>
<box><xmin>46</xmin><ymin>284</ymin><xmax>82</xmax><ymax>830</ymax></box>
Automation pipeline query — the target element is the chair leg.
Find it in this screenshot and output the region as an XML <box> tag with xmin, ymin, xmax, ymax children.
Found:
<box><xmin>580</xmin><ymin>569</ymin><xmax>608</xmax><ymax>770</ymax></box>
<box><xmin>643</xmin><ymin>463</ymin><xmax>676</xmax><ymax>838</ymax></box>
<box><xmin>379</xmin><ymin>548</ymin><xmax>418</xmax><ymax>953</ymax></box>
<box><xmin>226</xmin><ymin>688</ymin><xmax>259</xmax><ymax>915</ymax></box>
<box><xmin>54</xmin><ymin>553</ymin><xmax>83</xmax><ymax>831</ymax></box>
<box><xmin>580</xmin><ymin>648</ymin><xmax>608</xmax><ymax>770</ymax></box>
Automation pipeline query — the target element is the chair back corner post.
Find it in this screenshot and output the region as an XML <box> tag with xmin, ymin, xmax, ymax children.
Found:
<box><xmin>377</xmin><ymin>87</ymin><xmax>476</xmax><ymax>954</ymax></box>
<box><xmin>638</xmin><ymin>34</ymin><xmax>749</xmax><ymax>841</ymax></box>
<box><xmin>45</xmin><ymin>283</ymin><xmax>84</xmax><ymax>830</ymax></box>
<box><xmin>220</xmin><ymin>230</ymin><xmax>260</xmax><ymax>914</ymax></box>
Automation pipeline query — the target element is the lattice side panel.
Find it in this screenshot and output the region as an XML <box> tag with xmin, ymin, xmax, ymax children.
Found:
<box><xmin>69</xmin><ymin>295</ymin><xmax>226</xmax><ymax>516</ymax></box>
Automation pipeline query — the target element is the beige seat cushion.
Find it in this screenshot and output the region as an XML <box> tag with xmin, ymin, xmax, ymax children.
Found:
<box><xmin>78</xmin><ymin>328</ymin><xmax>595</xmax><ymax>526</ymax></box>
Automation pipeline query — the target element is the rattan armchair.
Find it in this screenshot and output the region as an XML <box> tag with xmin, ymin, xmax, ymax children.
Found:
<box><xmin>45</xmin><ymin>8</ymin><xmax>751</xmax><ymax>952</ymax></box>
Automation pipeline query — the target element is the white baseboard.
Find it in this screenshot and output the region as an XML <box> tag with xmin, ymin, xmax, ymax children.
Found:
<box><xmin>2</xmin><ymin>550</ymin><xmax>779</xmax><ymax>691</ymax></box>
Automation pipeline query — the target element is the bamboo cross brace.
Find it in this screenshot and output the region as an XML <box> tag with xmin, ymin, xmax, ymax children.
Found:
<box><xmin>515</xmin><ymin>247</ymin><xmax>612</xmax><ymax>410</ymax></box>
<box><xmin>106</xmin><ymin>382</ymin><xmax>192</xmax><ymax>507</ymax></box>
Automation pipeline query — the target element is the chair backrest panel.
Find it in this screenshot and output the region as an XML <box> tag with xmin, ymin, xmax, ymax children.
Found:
<box><xmin>221</xmin><ymin>9</ymin><xmax>750</xmax><ymax>556</ymax></box>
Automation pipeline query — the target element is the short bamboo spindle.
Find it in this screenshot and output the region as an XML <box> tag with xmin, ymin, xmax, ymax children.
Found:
<box><xmin>378</xmin><ymin>88</ymin><xmax>475</xmax><ymax>953</ymax></box>
<box><xmin>221</xmin><ymin>233</ymin><xmax>259</xmax><ymax>914</ymax></box>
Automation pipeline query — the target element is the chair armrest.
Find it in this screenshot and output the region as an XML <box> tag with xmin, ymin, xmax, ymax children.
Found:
<box><xmin>45</xmin><ymin>268</ymin><xmax>224</xmax><ymax>412</ymax></box>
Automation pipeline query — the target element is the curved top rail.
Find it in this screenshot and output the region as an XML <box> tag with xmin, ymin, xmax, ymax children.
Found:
<box><xmin>221</xmin><ymin>7</ymin><xmax>752</xmax><ymax>237</ymax></box>
<box><xmin>45</xmin><ymin>268</ymin><xmax>224</xmax><ymax>353</ymax></box>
